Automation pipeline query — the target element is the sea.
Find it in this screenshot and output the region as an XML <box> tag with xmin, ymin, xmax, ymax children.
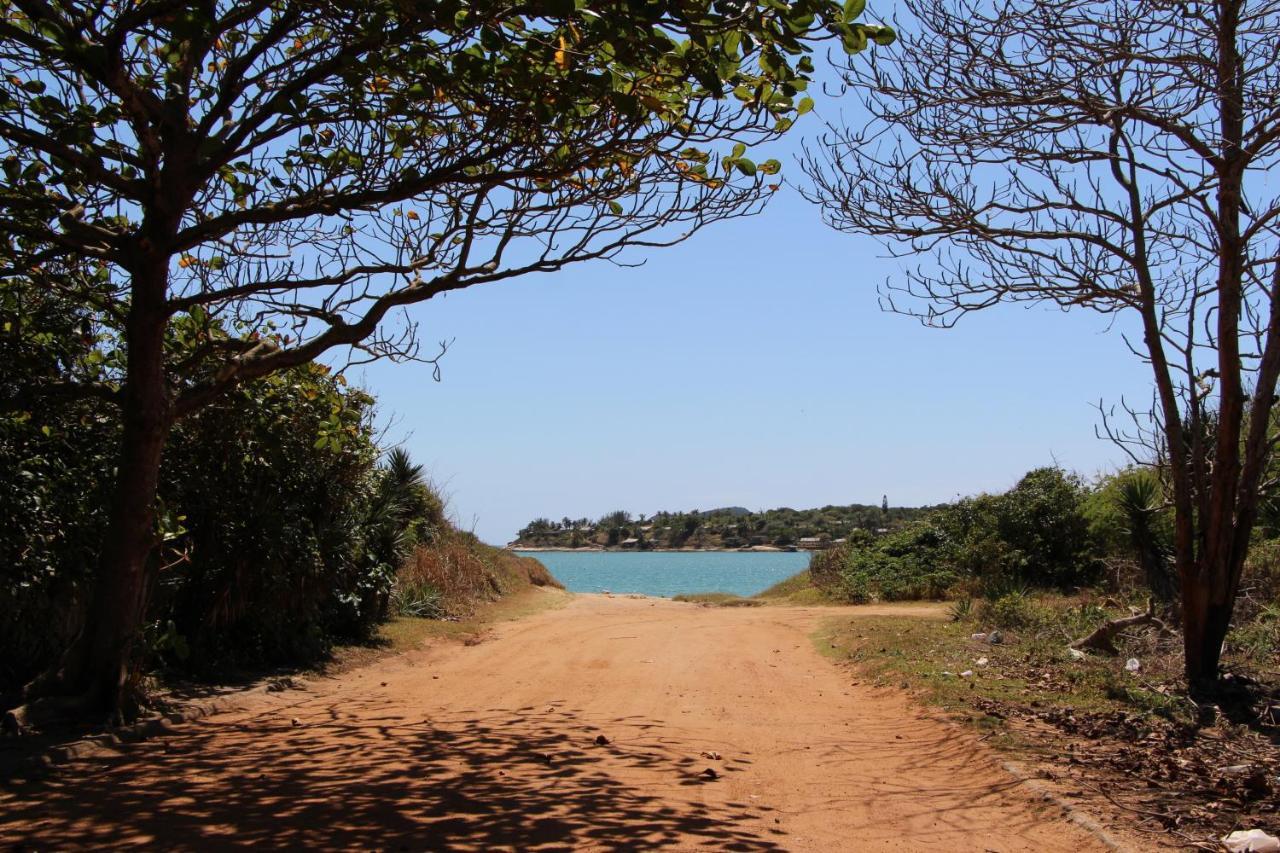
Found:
<box><xmin>514</xmin><ymin>550</ymin><xmax>811</xmax><ymax>598</ymax></box>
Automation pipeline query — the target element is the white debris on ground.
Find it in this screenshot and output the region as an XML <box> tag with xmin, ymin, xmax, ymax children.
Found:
<box><xmin>1223</xmin><ymin>829</ymin><xmax>1280</xmax><ymax>852</ymax></box>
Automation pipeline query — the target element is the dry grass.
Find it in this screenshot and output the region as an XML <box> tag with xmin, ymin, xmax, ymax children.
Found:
<box><xmin>672</xmin><ymin>592</ymin><xmax>763</xmax><ymax>607</ymax></box>
<box><xmin>817</xmin><ymin>594</ymin><xmax>1280</xmax><ymax>849</ymax></box>
<box><xmin>674</xmin><ymin>570</ymin><xmax>848</xmax><ymax>608</ymax></box>
<box><xmin>756</xmin><ymin>569</ymin><xmax>843</xmax><ymax>604</ymax></box>
<box><xmin>393</xmin><ymin>530</ymin><xmax>562</xmax><ymax>619</ymax></box>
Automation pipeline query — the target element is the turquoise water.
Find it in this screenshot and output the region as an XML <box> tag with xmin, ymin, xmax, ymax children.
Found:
<box><xmin>517</xmin><ymin>550</ymin><xmax>811</xmax><ymax>598</ymax></box>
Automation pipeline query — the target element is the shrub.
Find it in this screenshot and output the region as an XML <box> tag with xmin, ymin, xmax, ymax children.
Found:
<box><xmin>948</xmin><ymin>597</ymin><xmax>974</xmax><ymax>622</ymax></box>
<box><xmin>809</xmin><ymin>544</ymin><xmax>851</xmax><ymax>591</ymax></box>
<box><xmin>834</xmin><ymin>523</ymin><xmax>959</xmax><ymax>602</ymax></box>
<box><xmin>996</xmin><ymin>467</ymin><xmax>1101</xmax><ymax>588</ymax></box>
<box><xmin>391</xmin><ymin>577</ymin><xmax>446</xmax><ymax>620</ymax></box>
<box><xmin>980</xmin><ymin>590</ymin><xmax>1050</xmax><ymax>631</ymax></box>
<box><xmin>394</xmin><ymin>530</ymin><xmax>562</xmax><ymax>619</ymax></box>
<box><xmin>1</xmin><ymin>281</ymin><xmax>118</xmax><ymax>691</ymax></box>
<box><xmin>934</xmin><ymin>467</ymin><xmax>1101</xmax><ymax>591</ymax></box>
<box><xmin>2</xmin><ymin>308</ymin><xmax>438</xmax><ymax>687</ymax></box>
<box><xmin>150</xmin><ymin>365</ymin><xmax>407</xmax><ymax>670</ymax></box>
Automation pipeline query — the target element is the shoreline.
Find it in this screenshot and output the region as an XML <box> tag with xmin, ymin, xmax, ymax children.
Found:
<box><xmin>510</xmin><ymin>546</ymin><xmax>809</xmax><ymax>553</ymax></box>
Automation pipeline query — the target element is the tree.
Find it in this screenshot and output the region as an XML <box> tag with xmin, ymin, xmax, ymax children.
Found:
<box><xmin>804</xmin><ymin>0</ymin><xmax>1280</xmax><ymax>689</ymax></box>
<box><xmin>1</xmin><ymin>0</ymin><xmax>895</xmax><ymax>720</ymax></box>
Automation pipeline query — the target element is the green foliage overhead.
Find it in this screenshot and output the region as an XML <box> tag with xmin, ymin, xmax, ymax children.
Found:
<box><xmin>0</xmin><ymin>0</ymin><xmax>893</xmax><ymax>412</ymax></box>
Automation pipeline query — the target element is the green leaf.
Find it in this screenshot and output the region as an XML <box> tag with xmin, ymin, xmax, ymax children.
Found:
<box><xmin>734</xmin><ymin>158</ymin><xmax>757</xmax><ymax>177</ymax></box>
<box><xmin>797</xmin><ymin>96</ymin><xmax>814</xmax><ymax>115</ymax></box>
<box><xmin>843</xmin><ymin>0</ymin><xmax>867</xmax><ymax>22</ymax></box>
<box><xmin>872</xmin><ymin>26</ymin><xmax>897</xmax><ymax>46</ymax></box>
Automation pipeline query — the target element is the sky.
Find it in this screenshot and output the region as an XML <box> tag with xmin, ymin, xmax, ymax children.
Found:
<box><xmin>354</xmin><ymin>83</ymin><xmax>1155</xmax><ymax>546</ymax></box>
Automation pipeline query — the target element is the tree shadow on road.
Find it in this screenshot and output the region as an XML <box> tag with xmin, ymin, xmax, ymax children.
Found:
<box><xmin>1</xmin><ymin>698</ymin><xmax>786</xmax><ymax>850</ymax></box>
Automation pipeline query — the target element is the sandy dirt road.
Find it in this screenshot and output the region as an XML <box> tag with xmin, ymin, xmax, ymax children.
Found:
<box><xmin>1</xmin><ymin>593</ymin><xmax>1117</xmax><ymax>851</ymax></box>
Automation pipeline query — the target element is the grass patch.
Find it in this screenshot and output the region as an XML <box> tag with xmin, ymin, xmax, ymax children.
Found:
<box><xmin>819</xmin><ymin>595</ymin><xmax>1196</xmax><ymax>726</ymax></box>
<box><xmin>676</xmin><ymin>569</ymin><xmax>846</xmax><ymax>608</ymax></box>
<box><xmin>756</xmin><ymin>569</ymin><xmax>844</xmax><ymax>604</ymax></box>
<box><xmin>672</xmin><ymin>592</ymin><xmax>763</xmax><ymax>607</ymax></box>
<box><xmin>816</xmin><ymin>593</ymin><xmax>1280</xmax><ymax>848</ymax></box>
<box><xmin>327</xmin><ymin>585</ymin><xmax>572</xmax><ymax>673</ymax></box>
<box><xmin>820</xmin><ymin>615</ymin><xmax>1120</xmax><ymax>722</ymax></box>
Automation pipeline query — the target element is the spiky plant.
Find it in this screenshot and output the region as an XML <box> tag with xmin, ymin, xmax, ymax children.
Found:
<box><xmin>1115</xmin><ymin>473</ymin><xmax>1176</xmax><ymax>605</ymax></box>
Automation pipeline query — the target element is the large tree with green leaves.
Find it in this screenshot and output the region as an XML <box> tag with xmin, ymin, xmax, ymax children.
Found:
<box><xmin>0</xmin><ymin>0</ymin><xmax>890</xmax><ymax>724</ymax></box>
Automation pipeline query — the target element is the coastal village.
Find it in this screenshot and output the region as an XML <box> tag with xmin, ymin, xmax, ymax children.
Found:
<box><xmin>511</xmin><ymin>503</ymin><xmax>922</xmax><ymax>551</ymax></box>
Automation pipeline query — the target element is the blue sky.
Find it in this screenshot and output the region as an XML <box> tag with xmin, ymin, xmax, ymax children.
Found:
<box><xmin>355</xmin><ymin>96</ymin><xmax>1154</xmax><ymax>545</ymax></box>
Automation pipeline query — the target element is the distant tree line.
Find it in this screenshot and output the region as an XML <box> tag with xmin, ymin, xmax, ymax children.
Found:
<box><xmin>515</xmin><ymin>502</ymin><xmax>933</xmax><ymax>550</ymax></box>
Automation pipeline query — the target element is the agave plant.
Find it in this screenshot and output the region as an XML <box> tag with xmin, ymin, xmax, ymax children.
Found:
<box><xmin>947</xmin><ymin>597</ymin><xmax>974</xmax><ymax>623</ymax></box>
<box><xmin>1115</xmin><ymin>473</ymin><xmax>1176</xmax><ymax>604</ymax></box>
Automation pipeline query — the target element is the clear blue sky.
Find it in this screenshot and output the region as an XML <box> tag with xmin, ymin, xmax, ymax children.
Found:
<box><xmin>354</xmin><ymin>94</ymin><xmax>1154</xmax><ymax>545</ymax></box>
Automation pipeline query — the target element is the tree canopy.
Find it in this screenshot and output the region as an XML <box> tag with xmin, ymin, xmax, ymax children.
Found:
<box><xmin>0</xmin><ymin>0</ymin><xmax>893</xmax><ymax>718</ymax></box>
<box><xmin>3</xmin><ymin>0</ymin><xmax>894</xmax><ymax>414</ymax></box>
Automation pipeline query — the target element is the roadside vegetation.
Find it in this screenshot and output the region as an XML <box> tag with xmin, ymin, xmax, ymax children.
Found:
<box><xmin>809</xmin><ymin>467</ymin><xmax>1101</xmax><ymax>604</ymax></box>
<box><xmin>798</xmin><ymin>464</ymin><xmax>1280</xmax><ymax>846</ymax></box>
<box><xmin>1</xmin><ymin>289</ymin><xmax>559</xmax><ymax>726</ymax></box>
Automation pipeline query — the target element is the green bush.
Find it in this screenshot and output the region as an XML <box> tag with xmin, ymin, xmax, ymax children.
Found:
<box><xmin>810</xmin><ymin>466</ymin><xmax>1102</xmax><ymax>605</ymax></box>
<box><xmin>832</xmin><ymin>523</ymin><xmax>959</xmax><ymax>602</ymax></box>
<box><xmin>0</xmin><ymin>280</ymin><xmax>118</xmax><ymax>690</ymax></box>
<box><xmin>936</xmin><ymin>467</ymin><xmax>1100</xmax><ymax>591</ymax></box>
<box><xmin>1</xmin><ymin>285</ymin><xmax>440</xmax><ymax>689</ymax></box>
<box><xmin>155</xmin><ymin>365</ymin><xmax>408</xmax><ymax>669</ymax></box>
<box><xmin>979</xmin><ymin>590</ymin><xmax>1050</xmax><ymax>631</ymax></box>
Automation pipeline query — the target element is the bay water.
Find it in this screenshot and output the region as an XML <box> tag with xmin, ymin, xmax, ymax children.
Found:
<box><xmin>516</xmin><ymin>550</ymin><xmax>810</xmax><ymax>598</ymax></box>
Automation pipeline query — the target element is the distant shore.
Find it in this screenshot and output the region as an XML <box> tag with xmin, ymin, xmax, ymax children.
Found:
<box><xmin>509</xmin><ymin>545</ymin><xmax>806</xmax><ymax>553</ymax></box>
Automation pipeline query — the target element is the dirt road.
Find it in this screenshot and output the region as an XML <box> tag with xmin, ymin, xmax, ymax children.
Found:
<box><xmin>1</xmin><ymin>593</ymin><xmax>1116</xmax><ymax>851</ymax></box>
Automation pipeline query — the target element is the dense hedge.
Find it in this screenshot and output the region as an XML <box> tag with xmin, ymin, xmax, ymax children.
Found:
<box><xmin>1</xmin><ymin>281</ymin><xmax>441</xmax><ymax>692</ymax></box>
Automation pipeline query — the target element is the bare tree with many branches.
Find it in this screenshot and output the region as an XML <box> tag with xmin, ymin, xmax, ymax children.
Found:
<box><xmin>804</xmin><ymin>0</ymin><xmax>1280</xmax><ymax>690</ymax></box>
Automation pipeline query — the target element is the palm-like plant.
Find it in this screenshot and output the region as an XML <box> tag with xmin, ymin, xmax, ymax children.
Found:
<box><xmin>384</xmin><ymin>447</ymin><xmax>426</xmax><ymax>495</ymax></box>
<box><xmin>1116</xmin><ymin>473</ymin><xmax>1177</xmax><ymax>605</ymax></box>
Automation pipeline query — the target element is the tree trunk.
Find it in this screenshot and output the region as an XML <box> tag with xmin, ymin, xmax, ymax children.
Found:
<box><xmin>1182</xmin><ymin>578</ymin><xmax>1214</xmax><ymax>690</ymax></box>
<box><xmin>1182</xmin><ymin>557</ymin><xmax>1239</xmax><ymax>693</ymax></box>
<box><xmin>1183</xmin><ymin>600</ymin><xmax>1233</xmax><ymax>693</ymax></box>
<box><xmin>74</xmin><ymin>339</ymin><xmax>171</xmax><ymax>710</ymax></box>
<box><xmin>14</xmin><ymin>277</ymin><xmax>171</xmax><ymax>723</ymax></box>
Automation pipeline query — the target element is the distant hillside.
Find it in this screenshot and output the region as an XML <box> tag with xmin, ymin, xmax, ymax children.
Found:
<box><xmin>512</xmin><ymin>502</ymin><xmax>934</xmax><ymax>550</ymax></box>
